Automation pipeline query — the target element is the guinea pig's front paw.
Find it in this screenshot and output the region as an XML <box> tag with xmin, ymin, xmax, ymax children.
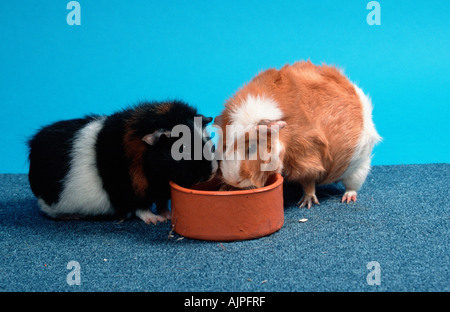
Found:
<box><xmin>135</xmin><ymin>209</ymin><xmax>167</xmax><ymax>225</ymax></box>
<box><xmin>341</xmin><ymin>191</ymin><xmax>357</xmax><ymax>204</ymax></box>
<box><xmin>298</xmin><ymin>194</ymin><xmax>320</xmax><ymax>209</ymax></box>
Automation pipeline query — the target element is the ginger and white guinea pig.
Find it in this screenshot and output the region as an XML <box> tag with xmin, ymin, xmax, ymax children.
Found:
<box><xmin>214</xmin><ymin>61</ymin><xmax>381</xmax><ymax>208</ymax></box>
<box><xmin>28</xmin><ymin>100</ymin><xmax>216</xmax><ymax>223</ymax></box>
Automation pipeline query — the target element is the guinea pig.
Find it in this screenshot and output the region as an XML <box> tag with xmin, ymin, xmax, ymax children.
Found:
<box><xmin>214</xmin><ymin>61</ymin><xmax>381</xmax><ymax>208</ymax></box>
<box><xmin>28</xmin><ymin>100</ymin><xmax>217</xmax><ymax>223</ymax></box>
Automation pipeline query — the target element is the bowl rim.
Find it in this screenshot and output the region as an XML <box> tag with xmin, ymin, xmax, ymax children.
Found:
<box><xmin>169</xmin><ymin>173</ymin><xmax>283</xmax><ymax>196</ymax></box>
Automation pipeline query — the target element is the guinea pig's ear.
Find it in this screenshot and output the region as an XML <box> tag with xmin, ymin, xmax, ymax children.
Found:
<box><xmin>257</xmin><ymin>120</ymin><xmax>287</xmax><ymax>133</ymax></box>
<box><xmin>142</xmin><ymin>129</ymin><xmax>171</xmax><ymax>145</ymax></box>
<box><xmin>196</xmin><ymin>114</ymin><xmax>213</xmax><ymax>125</ymax></box>
<box><xmin>203</xmin><ymin>116</ymin><xmax>213</xmax><ymax>125</ymax></box>
<box><xmin>213</xmin><ymin>115</ymin><xmax>223</xmax><ymax>128</ymax></box>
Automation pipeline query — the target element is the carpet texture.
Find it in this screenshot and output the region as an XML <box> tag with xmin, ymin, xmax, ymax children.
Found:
<box><xmin>0</xmin><ymin>164</ymin><xmax>448</xmax><ymax>292</ymax></box>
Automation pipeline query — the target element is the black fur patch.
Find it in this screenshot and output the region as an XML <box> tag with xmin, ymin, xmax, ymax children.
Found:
<box><xmin>28</xmin><ymin>117</ymin><xmax>98</xmax><ymax>205</ymax></box>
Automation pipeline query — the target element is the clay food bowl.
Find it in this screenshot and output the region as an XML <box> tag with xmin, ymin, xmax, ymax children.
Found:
<box><xmin>169</xmin><ymin>173</ymin><xmax>284</xmax><ymax>241</ymax></box>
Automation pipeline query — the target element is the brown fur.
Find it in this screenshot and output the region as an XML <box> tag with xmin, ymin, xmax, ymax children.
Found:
<box><xmin>123</xmin><ymin>126</ymin><xmax>149</xmax><ymax>199</ymax></box>
<box><xmin>156</xmin><ymin>102</ymin><xmax>173</xmax><ymax>114</ymax></box>
<box><xmin>217</xmin><ymin>61</ymin><xmax>363</xmax><ymax>192</ymax></box>
<box><xmin>122</xmin><ymin>104</ymin><xmax>172</xmax><ymax>199</ymax></box>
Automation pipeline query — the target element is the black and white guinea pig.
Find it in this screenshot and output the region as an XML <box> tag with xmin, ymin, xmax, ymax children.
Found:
<box><xmin>28</xmin><ymin>100</ymin><xmax>217</xmax><ymax>224</ymax></box>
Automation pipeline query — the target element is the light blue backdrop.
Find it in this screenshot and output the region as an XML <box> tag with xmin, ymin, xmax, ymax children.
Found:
<box><xmin>1</xmin><ymin>1</ymin><xmax>449</xmax><ymax>173</ymax></box>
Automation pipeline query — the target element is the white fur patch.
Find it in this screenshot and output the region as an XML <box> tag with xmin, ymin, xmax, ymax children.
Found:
<box><xmin>340</xmin><ymin>83</ymin><xmax>382</xmax><ymax>191</ymax></box>
<box><xmin>221</xmin><ymin>95</ymin><xmax>284</xmax><ymax>187</ymax></box>
<box><xmin>39</xmin><ymin>117</ymin><xmax>114</xmax><ymax>217</ymax></box>
<box><xmin>228</xmin><ymin>94</ymin><xmax>283</xmax><ymax>134</ymax></box>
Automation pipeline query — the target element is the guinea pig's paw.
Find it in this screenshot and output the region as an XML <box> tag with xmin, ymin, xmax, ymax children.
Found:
<box><xmin>135</xmin><ymin>209</ymin><xmax>167</xmax><ymax>225</ymax></box>
<box><xmin>298</xmin><ymin>194</ymin><xmax>320</xmax><ymax>209</ymax></box>
<box><xmin>341</xmin><ymin>191</ymin><xmax>357</xmax><ymax>204</ymax></box>
<box><xmin>159</xmin><ymin>209</ymin><xmax>172</xmax><ymax>220</ymax></box>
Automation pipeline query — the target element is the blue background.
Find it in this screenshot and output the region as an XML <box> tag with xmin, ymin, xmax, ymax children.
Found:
<box><xmin>1</xmin><ymin>0</ymin><xmax>449</xmax><ymax>173</ymax></box>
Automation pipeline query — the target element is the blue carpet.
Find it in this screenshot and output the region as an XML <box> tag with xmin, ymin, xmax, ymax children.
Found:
<box><xmin>0</xmin><ymin>164</ymin><xmax>448</xmax><ymax>292</ymax></box>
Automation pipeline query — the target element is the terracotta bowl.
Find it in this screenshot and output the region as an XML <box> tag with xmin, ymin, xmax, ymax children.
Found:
<box><xmin>169</xmin><ymin>173</ymin><xmax>284</xmax><ymax>241</ymax></box>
